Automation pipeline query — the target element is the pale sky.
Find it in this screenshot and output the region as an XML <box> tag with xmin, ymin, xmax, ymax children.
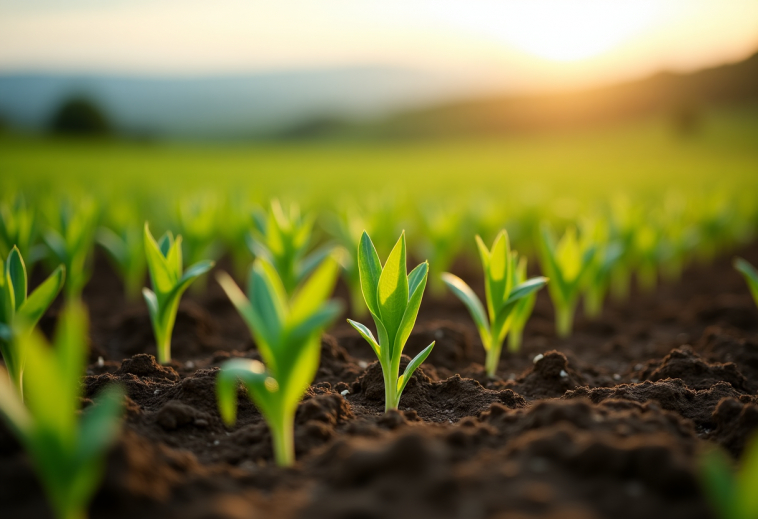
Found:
<box><xmin>1</xmin><ymin>0</ymin><xmax>758</xmax><ymax>93</ymax></box>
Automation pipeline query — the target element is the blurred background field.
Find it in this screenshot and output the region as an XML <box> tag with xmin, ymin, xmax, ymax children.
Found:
<box><xmin>1</xmin><ymin>0</ymin><xmax>758</xmax><ymax>268</ymax></box>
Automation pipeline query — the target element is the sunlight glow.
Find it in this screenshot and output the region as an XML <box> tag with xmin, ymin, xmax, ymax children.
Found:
<box><xmin>437</xmin><ymin>0</ymin><xmax>664</xmax><ymax>61</ymax></box>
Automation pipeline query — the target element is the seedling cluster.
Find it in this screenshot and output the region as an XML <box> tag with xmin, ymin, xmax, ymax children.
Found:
<box><xmin>0</xmin><ymin>186</ymin><xmax>756</xmax><ymax>515</ymax></box>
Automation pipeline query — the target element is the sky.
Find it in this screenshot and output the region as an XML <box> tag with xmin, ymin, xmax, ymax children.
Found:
<box><xmin>1</xmin><ymin>0</ymin><xmax>758</xmax><ymax>94</ymax></box>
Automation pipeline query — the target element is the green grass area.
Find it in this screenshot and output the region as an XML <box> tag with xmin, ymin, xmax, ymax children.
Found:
<box><xmin>1</xmin><ymin>105</ymin><xmax>757</xmax><ymax>210</ymax></box>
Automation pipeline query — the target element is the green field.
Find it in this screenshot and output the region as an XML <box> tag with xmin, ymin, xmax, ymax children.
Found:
<box><xmin>2</xmin><ymin>105</ymin><xmax>757</xmax><ymax>209</ymax></box>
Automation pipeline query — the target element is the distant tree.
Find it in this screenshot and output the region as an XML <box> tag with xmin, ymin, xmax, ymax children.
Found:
<box><xmin>49</xmin><ymin>96</ymin><xmax>111</xmax><ymax>136</ymax></box>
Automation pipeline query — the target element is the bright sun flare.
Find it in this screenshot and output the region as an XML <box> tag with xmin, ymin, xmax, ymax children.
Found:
<box><xmin>439</xmin><ymin>0</ymin><xmax>663</xmax><ymax>62</ymax></box>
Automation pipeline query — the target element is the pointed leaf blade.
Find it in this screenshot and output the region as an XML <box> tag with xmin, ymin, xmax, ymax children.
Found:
<box><xmin>17</xmin><ymin>265</ymin><xmax>65</xmax><ymax>329</ymax></box>
<box><xmin>397</xmin><ymin>341</ymin><xmax>435</xmax><ymax>397</ymax></box>
<box><xmin>347</xmin><ymin>318</ymin><xmax>381</xmax><ymax>359</ymax></box>
<box><xmin>442</xmin><ymin>272</ymin><xmax>490</xmax><ymax>341</ymax></box>
<box><xmin>377</xmin><ymin>233</ymin><xmax>408</xmax><ymax>348</ymax></box>
<box><xmin>358</xmin><ymin>231</ymin><xmax>382</xmax><ymax>317</ymax></box>
<box><xmin>6</xmin><ymin>247</ymin><xmax>27</xmax><ymax>311</ymax></box>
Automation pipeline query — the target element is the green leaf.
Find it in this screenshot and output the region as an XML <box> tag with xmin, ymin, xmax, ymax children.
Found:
<box><xmin>347</xmin><ymin>318</ymin><xmax>381</xmax><ymax>359</ymax></box>
<box><xmin>290</xmin><ymin>255</ymin><xmax>340</xmax><ymax>325</ymax></box>
<box><xmin>486</xmin><ymin>230</ymin><xmax>511</xmax><ymax>315</ymax></box>
<box><xmin>142</xmin><ymin>288</ymin><xmax>159</xmax><ymax>323</ymax></box>
<box><xmin>167</xmin><ymin>235</ymin><xmax>183</xmax><ymax>278</ymax></box>
<box><xmin>298</xmin><ymin>243</ymin><xmax>335</xmax><ymax>283</ymax></box>
<box><xmin>168</xmin><ymin>259</ymin><xmax>215</xmax><ymax>300</ymax></box>
<box><xmin>503</xmin><ymin>277</ymin><xmax>549</xmax><ymax>307</ymax></box>
<box><xmin>407</xmin><ymin>262</ymin><xmax>427</xmax><ymax>297</ymax></box>
<box><xmin>737</xmin><ymin>436</ymin><xmax>758</xmax><ymax>518</ymax></box>
<box><xmin>735</xmin><ymin>257</ymin><xmax>758</xmax><ymax>306</ymax></box>
<box><xmin>216</xmin><ymin>271</ymin><xmax>277</xmax><ymax>369</ymax></box>
<box><xmin>6</xmin><ymin>247</ymin><xmax>27</xmax><ymax>312</ymax></box>
<box><xmin>18</xmin><ymin>265</ymin><xmax>65</xmax><ymax>330</ymax></box>
<box><xmin>393</xmin><ymin>261</ymin><xmax>428</xmax><ymax>359</ymax></box>
<box><xmin>96</xmin><ymin>227</ymin><xmax>127</xmax><ymax>266</ymax></box>
<box><xmin>249</xmin><ymin>260</ymin><xmax>288</xmax><ymax>344</ymax></box>
<box><xmin>377</xmin><ymin>233</ymin><xmax>408</xmax><ymax>348</ymax></box>
<box><xmin>397</xmin><ymin>341</ymin><xmax>434</xmax><ymax>397</ymax></box>
<box><xmin>43</xmin><ymin>230</ymin><xmax>67</xmax><ymax>262</ymax></box>
<box><xmin>288</xmin><ymin>301</ymin><xmax>342</xmax><ymax>344</ymax></box>
<box><xmin>157</xmin><ymin>231</ymin><xmax>173</xmax><ymax>257</ymax></box>
<box><xmin>144</xmin><ymin>224</ymin><xmax>176</xmax><ymax>297</ymax></box>
<box><xmin>0</xmin><ymin>364</ymin><xmax>31</xmax><ymax>435</ymax></box>
<box><xmin>216</xmin><ymin>359</ymin><xmax>272</xmax><ymax>426</ymax></box>
<box><xmin>441</xmin><ymin>272</ymin><xmax>490</xmax><ymax>343</ymax></box>
<box><xmin>77</xmin><ymin>385</ymin><xmax>124</xmax><ymax>463</ymax></box>
<box><xmin>698</xmin><ymin>447</ymin><xmax>737</xmax><ymax>519</ymax></box>
<box><xmin>358</xmin><ymin>231</ymin><xmax>382</xmax><ymax>317</ymax></box>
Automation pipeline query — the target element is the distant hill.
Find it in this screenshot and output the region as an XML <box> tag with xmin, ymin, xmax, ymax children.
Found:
<box><xmin>0</xmin><ymin>68</ymin><xmax>472</xmax><ymax>139</ymax></box>
<box><xmin>1</xmin><ymin>52</ymin><xmax>756</xmax><ymax>140</ymax></box>
<box><xmin>373</xmin><ymin>52</ymin><xmax>758</xmax><ymax>138</ymax></box>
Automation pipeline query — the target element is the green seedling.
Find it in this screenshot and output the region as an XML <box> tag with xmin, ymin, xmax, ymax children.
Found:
<box><xmin>247</xmin><ymin>200</ymin><xmax>334</xmax><ymax>296</ymax></box>
<box><xmin>0</xmin><ymin>246</ymin><xmax>65</xmax><ymax>399</ymax></box>
<box><xmin>42</xmin><ymin>198</ymin><xmax>99</xmax><ymax>299</ymax></box>
<box><xmin>176</xmin><ymin>194</ymin><xmax>222</xmax><ymax>292</ymax></box>
<box><xmin>97</xmin><ymin>224</ymin><xmax>145</xmax><ymax>300</ymax></box>
<box><xmin>699</xmin><ymin>437</ymin><xmax>758</xmax><ymax>519</ymax></box>
<box><xmin>580</xmin><ymin>219</ymin><xmax>623</xmax><ymax>319</ymax></box>
<box><xmin>735</xmin><ymin>258</ymin><xmax>758</xmax><ymax>308</ymax></box>
<box><xmin>216</xmin><ymin>255</ymin><xmax>342</xmax><ymax>467</ymax></box>
<box><xmin>220</xmin><ymin>193</ymin><xmax>256</xmax><ymax>280</ymax></box>
<box><xmin>348</xmin><ymin>231</ymin><xmax>435</xmax><ymax>412</ymax></box>
<box><xmin>0</xmin><ymin>195</ymin><xmax>45</xmax><ymax>269</ymax></box>
<box><xmin>507</xmin><ymin>255</ymin><xmax>540</xmax><ymax>353</ymax></box>
<box><xmin>142</xmin><ymin>223</ymin><xmax>215</xmax><ymax>364</ymax></box>
<box><xmin>0</xmin><ymin>302</ymin><xmax>123</xmax><ymax>519</ymax></box>
<box><xmin>442</xmin><ymin>231</ymin><xmax>547</xmax><ymax>376</ymax></box>
<box><xmin>537</xmin><ymin>223</ymin><xmax>596</xmax><ymax>338</ymax></box>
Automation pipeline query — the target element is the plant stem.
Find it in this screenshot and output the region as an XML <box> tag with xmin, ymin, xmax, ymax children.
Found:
<box><xmin>271</xmin><ymin>412</ymin><xmax>295</xmax><ymax>467</ymax></box>
<box><xmin>507</xmin><ymin>329</ymin><xmax>523</xmax><ymax>353</ymax></box>
<box><xmin>485</xmin><ymin>342</ymin><xmax>503</xmax><ymax>378</ymax></box>
<box><xmin>61</xmin><ymin>504</ymin><xmax>87</xmax><ymax>519</ymax></box>
<box><xmin>157</xmin><ymin>334</ymin><xmax>171</xmax><ymax>364</ymax></box>
<box><xmin>555</xmin><ymin>304</ymin><xmax>575</xmax><ymax>338</ymax></box>
<box><xmin>583</xmin><ymin>287</ymin><xmax>603</xmax><ymax>319</ymax></box>
<box><xmin>383</xmin><ymin>365</ymin><xmax>399</xmax><ymax>412</ymax></box>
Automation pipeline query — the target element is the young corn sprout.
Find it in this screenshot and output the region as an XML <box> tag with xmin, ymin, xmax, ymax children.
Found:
<box><xmin>97</xmin><ymin>218</ymin><xmax>146</xmax><ymax>301</ymax></box>
<box><xmin>219</xmin><ymin>192</ymin><xmax>256</xmax><ymax>280</ymax></box>
<box><xmin>143</xmin><ymin>223</ymin><xmax>215</xmax><ymax>364</ymax></box>
<box><xmin>580</xmin><ymin>219</ymin><xmax>623</xmax><ymax>320</ymax></box>
<box><xmin>348</xmin><ymin>231</ymin><xmax>435</xmax><ymax>412</ymax></box>
<box><xmin>216</xmin><ymin>255</ymin><xmax>342</xmax><ymax>467</ymax></box>
<box><xmin>507</xmin><ymin>255</ymin><xmax>541</xmax><ymax>353</ymax></box>
<box><xmin>0</xmin><ymin>246</ymin><xmax>65</xmax><ymax>399</ymax></box>
<box><xmin>0</xmin><ymin>302</ymin><xmax>124</xmax><ymax>519</ymax></box>
<box><xmin>735</xmin><ymin>258</ymin><xmax>758</xmax><ymax>308</ymax></box>
<box><xmin>442</xmin><ymin>231</ymin><xmax>547</xmax><ymax>377</ymax></box>
<box><xmin>42</xmin><ymin>198</ymin><xmax>99</xmax><ymax>299</ymax></box>
<box><xmin>176</xmin><ymin>194</ymin><xmax>222</xmax><ymax>292</ymax></box>
<box><xmin>699</xmin><ymin>437</ymin><xmax>758</xmax><ymax>519</ymax></box>
<box><xmin>537</xmin><ymin>223</ymin><xmax>596</xmax><ymax>338</ymax></box>
<box><xmin>247</xmin><ymin>200</ymin><xmax>334</xmax><ymax>296</ymax></box>
<box><xmin>0</xmin><ymin>195</ymin><xmax>44</xmax><ymax>270</ymax></box>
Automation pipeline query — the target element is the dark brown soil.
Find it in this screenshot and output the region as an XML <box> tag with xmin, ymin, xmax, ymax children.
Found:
<box><xmin>3</xmin><ymin>243</ymin><xmax>758</xmax><ymax>519</ymax></box>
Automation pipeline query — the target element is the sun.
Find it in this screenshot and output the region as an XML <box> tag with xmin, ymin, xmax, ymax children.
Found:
<box><xmin>436</xmin><ymin>0</ymin><xmax>663</xmax><ymax>62</ymax></box>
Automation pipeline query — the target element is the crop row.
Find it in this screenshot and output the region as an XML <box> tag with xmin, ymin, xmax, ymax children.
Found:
<box><xmin>0</xmin><ymin>189</ymin><xmax>757</xmax><ymax>519</ymax></box>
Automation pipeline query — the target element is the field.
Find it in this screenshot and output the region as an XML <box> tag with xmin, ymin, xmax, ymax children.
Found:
<box><xmin>2</xmin><ymin>105</ymin><xmax>758</xmax><ymax>519</ymax></box>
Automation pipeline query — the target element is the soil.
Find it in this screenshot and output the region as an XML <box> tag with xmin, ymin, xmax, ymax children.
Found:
<box><xmin>3</xmin><ymin>243</ymin><xmax>758</xmax><ymax>519</ymax></box>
